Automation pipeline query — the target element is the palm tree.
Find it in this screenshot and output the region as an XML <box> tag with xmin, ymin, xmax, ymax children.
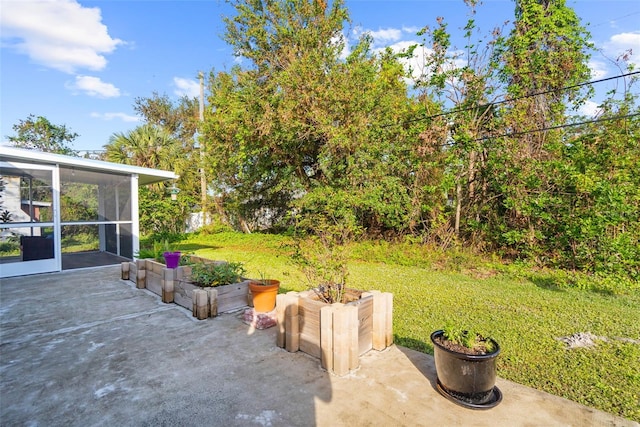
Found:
<box><xmin>105</xmin><ymin>124</ymin><xmax>181</xmax><ymax>171</ymax></box>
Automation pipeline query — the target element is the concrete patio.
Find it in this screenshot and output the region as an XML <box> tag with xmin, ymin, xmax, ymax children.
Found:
<box><xmin>1</xmin><ymin>266</ymin><xmax>637</xmax><ymax>426</ymax></box>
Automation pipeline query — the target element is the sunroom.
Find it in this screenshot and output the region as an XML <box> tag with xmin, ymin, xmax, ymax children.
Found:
<box><xmin>0</xmin><ymin>147</ymin><xmax>177</xmax><ymax>278</ymax></box>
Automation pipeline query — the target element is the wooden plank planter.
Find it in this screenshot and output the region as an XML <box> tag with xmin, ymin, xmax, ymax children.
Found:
<box><xmin>121</xmin><ymin>259</ymin><xmax>148</xmax><ymax>289</ymax></box>
<box><xmin>276</xmin><ymin>289</ymin><xmax>393</xmax><ymax>376</ymax></box>
<box><xmin>121</xmin><ymin>257</ymin><xmax>252</xmax><ymax>320</ymax></box>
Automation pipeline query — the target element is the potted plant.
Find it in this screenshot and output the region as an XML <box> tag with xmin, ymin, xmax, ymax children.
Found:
<box><xmin>430</xmin><ymin>326</ymin><xmax>502</xmax><ymax>409</ymax></box>
<box><xmin>277</xmin><ymin>192</ymin><xmax>394</xmax><ymax>375</ymax></box>
<box><xmin>248</xmin><ymin>275</ymin><xmax>280</xmax><ymax>313</ymax></box>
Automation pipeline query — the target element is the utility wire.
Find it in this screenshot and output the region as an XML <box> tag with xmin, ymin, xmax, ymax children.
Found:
<box><xmin>472</xmin><ymin>112</ymin><xmax>640</xmax><ymax>143</ymax></box>
<box><xmin>381</xmin><ymin>71</ymin><xmax>640</xmax><ymax>129</ymax></box>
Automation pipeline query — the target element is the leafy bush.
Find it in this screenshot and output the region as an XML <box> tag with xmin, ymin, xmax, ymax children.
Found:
<box><xmin>135</xmin><ymin>239</ymin><xmax>190</xmax><ymax>265</ymax></box>
<box><xmin>0</xmin><ymin>238</ymin><xmax>20</xmax><ymax>255</ymax></box>
<box><xmin>190</xmin><ymin>261</ymin><xmax>246</xmax><ymax>287</ymax></box>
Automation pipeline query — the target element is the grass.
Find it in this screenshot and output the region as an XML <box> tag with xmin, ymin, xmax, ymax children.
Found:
<box><xmin>172</xmin><ymin>231</ymin><xmax>640</xmax><ymax>422</ymax></box>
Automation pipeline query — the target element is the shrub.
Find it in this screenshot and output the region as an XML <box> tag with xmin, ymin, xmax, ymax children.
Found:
<box><xmin>190</xmin><ymin>262</ymin><xmax>246</xmax><ymax>287</ymax></box>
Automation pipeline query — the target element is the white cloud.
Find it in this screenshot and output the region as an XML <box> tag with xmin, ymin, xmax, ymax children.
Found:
<box><xmin>402</xmin><ymin>26</ymin><xmax>420</xmax><ymax>35</ymax></box>
<box><xmin>610</xmin><ymin>32</ymin><xmax>640</xmax><ymax>48</ymax></box>
<box><xmin>67</xmin><ymin>75</ymin><xmax>120</xmax><ymax>98</ymax></box>
<box><xmin>331</xmin><ymin>32</ymin><xmax>349</xmax><ymax>60</ymax></box>
<box><xmin>603</xmin><ymin>31</ymin><xmax>640</xmax><ymax>67</ymax></box>
<box><xmin>90</xmin><ymin>112</ymin><xmax>140</xmax><ymax>123</ymax></box>
<box><xmin>0</xmin><ymin>0</ymin><xmax>122</xmax><ymax>73</ymax></box>
<box><xmin>368</xmin><ymin>28</ymin><xmax>403</xmax><ymax>44</ymax></box>
<box><xmin>380</xmin><ymin>40</ymin><xmax>428</xmax><ymax>81</ymax></box>
<box><xmin>173</xmin><ymin>77</ymin><xmax>200</xmax><ymax>98</ymax></box>
<box><xmin>578</xmin><ymin>100</ymin><xmax>602</xmax><ymax>117</ymax></box>
<box><xmin>588</xmin><ymin>60</ymin><xmax>609</xmax><ymax>80</ymax></box>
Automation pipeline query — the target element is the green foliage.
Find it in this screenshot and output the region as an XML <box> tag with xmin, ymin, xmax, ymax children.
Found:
<box><xmin>289</xmin><ymin>187</ymin><xmax>364</xmax><ymax>302</ymax></box>
<box><xmin>0</xmin><ymin>237</ymin><xmax>20</xmax><ymax>256</ymax></box>
<box><xmin>59</xmin><ymin>184</ymin><xmax>99</xmax><ymax>237</ymax></box>
<box><xmin>197</xmin><ymin>219</ymin><xmax>235</xmax><ymax>235</ymax></box>
<box><xmin>135</xmin><ymin>247</ymin><xmax>158</xmax><ymax>260</ymax></box>
<box><xmin>105</xmin><ymin>124</ymin><xmax>181</xmax><ymax>170</ymax></box>
<box><xmin>60</xmin><ymin>231</ymin><xmax>99</xmax><ymax>253</ymax></box>
<box><xmin>7</xmin><ymin>114</ymin><xmax>78</xmax><ymax>155</ymax></box>
<box><xmin>133</xmin><ymin>92</ymin><xmax>199</xmax><ymax>143</ymax></box>
<box><xmin>138</xmin><ymin>186</ymin><xmax>196</xmax><ymax>236</ymax></box>
<box><xmin>104</xmin><ymin>119</ymin><xmax>202</xmax><ymax>232</ymax></box>
<box><xmin>123</xmin><ymin>0</ymin><xmax>638</xmax><ymax>292</ymax></box>
<box><xmin>190</xmin><ymin>261</ymin><xmax>246</xmax><ymax>287</ymax></box>
<box><xmin>205</xmin><ymin>0</ymin><xmax>418</xmax><ymax>233</ymax></box>
<box><xmin>137</xmin><ymin>240</ymin><xmax>168</xmax><ymax>262</ymax></box>
<box><xmin>442</xmin><ymin>325</ymin><xmax>497</xmax><ymax>354</ymax></box>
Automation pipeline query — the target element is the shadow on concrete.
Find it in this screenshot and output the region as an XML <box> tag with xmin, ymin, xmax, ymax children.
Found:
<box><xmin>396</xmin><ymin>338</ymin><xmax>439</xmax><ymax>391</ymax></box>
<box><xmin>0</xmin><ymin>266</ymin><xmax>332</xmax><ymax>426</ymax></box>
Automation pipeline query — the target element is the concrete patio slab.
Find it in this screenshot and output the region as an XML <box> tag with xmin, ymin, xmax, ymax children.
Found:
<box><xmin>1</xmin><ymin>266</ymin><xmax>637</xmax><ymax>426</ymax></box>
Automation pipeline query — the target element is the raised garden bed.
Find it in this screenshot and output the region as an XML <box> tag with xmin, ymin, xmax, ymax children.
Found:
<box><xmin>121</xmin><ymin>256</ymin><xmax>252</xmax><ymax>319</ymax></box>
<box><xmin>276</xmin><ymin>289</ymin><xmax>393</xmax><ymax>376</ymax></box>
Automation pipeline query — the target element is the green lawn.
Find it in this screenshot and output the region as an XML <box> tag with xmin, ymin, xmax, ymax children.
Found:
<box><xmin>171</xmin><ymin>231</ymin><xmax>640</xmax><ymax>422</ymax></box>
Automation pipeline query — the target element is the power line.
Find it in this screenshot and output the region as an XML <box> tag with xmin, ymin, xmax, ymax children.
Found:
<box><xmin>589</xmin><ymin>11</ymin><xmax>640</xmax><ymax>28</ymax></box>
<box><xmin>381</xmin><ymin>71</ymin><xmax>640</xmax><ymax>129</ymax></box>
<box><xmin>472</xmin><ymin>112</ymin><xmax>640</xmax><ymax>143</ymax></box>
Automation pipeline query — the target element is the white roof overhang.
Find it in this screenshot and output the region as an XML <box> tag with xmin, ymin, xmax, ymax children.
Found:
<box><xmin>0</xmin><ymin>146</ymin><xmax>178</xmax><ymax>185</ymax></box>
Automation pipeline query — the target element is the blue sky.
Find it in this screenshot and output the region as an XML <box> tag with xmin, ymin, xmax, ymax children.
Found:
<box><xmin>1</xmin><ymin>0</ymin><xmax>639</xmax><ymax>152</ymax></box>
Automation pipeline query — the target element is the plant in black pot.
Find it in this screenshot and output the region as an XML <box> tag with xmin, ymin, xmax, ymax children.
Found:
<box><xmin>430</xmin><ymin>326</ymin><xmax>502</xmax><ymax>409</ymax></box>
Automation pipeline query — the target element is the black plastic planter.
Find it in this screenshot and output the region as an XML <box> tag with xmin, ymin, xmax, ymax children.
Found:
<box><xmin>430</xmin><ymin>330</ymin><xmax>502</xmax><ymax>409</ymax></box>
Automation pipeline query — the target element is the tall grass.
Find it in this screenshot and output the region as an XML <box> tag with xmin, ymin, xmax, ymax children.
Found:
<box><xmin>174</xmin><ymin>231</ymin><xmax>640</xmax><ymax>422</ymax></box>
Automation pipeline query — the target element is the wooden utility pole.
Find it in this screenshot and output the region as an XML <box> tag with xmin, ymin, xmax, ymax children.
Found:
<box><xmin>198</xmin><ymin>71</ymin><xmax>207</xmax><ymax>219</ymax></box>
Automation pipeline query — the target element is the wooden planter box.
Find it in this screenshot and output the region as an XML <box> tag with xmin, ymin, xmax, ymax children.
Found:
<box><xmin>121</xmin><ymin>259</ymin><xmax>147</xmax><ymax>289</ymax></box>
<box><xmin>121</xmin><ymin>256</ymin><xmax>251</xmax><ymax>319</ymax></box>
<box><xmin>276</xmin><ymin>289</ymin><xmax>393</xmax><ymax>376</ymax></box>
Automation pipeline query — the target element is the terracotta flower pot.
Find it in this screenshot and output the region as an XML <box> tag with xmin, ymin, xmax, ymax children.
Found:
<box><xmin>249</xmin><ymin>280</ymin><xmax>280</xmax><ymax>312</ymax></box>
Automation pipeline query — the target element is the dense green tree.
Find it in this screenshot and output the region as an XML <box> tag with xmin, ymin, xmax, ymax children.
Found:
<box><xmin>411</xmin><ymin>2</ymin><xmax>506</xmax><ymax>241</ymax></box>
<box><xmin>7</xmin><ymin>114</ymin><xmax>78</xmax><ymax>155</ymax></box>
<box><xmin>406</xmin><ymin>0</ymin><xmax>640</xmax><ymax>281</ymax></box>
<box><xmin>550</xmin><ymin>85</ymin><xmax>640</xmax><ymax>277</ymax></box>
<box><xmin>204</xmin><ymin>0</ymin><xmax>420</xmax><ymax>234</ymax></box>
<box><xmin>133</xmin><ymin>92</ymin><xmax>200</xmax><ymax>146</ymax></box>
<box><xmin>133</xmin><ymin>92</ymin><xmax>204</xmax><ymax>213</ymax></box>
<box><xmin>103</xmin><ymin>0</ymin><xmax>637</xmax><ymax>279</ymax></box>
<box><xmin>486</xmin><ymin>0</ymin><xmax>593</xmax><ymax>257</ymax></box>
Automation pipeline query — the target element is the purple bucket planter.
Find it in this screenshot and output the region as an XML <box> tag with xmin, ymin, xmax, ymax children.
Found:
<box><xmin>163</xmin><ymin>251</ymin><xmax>181</xmax><ymax>269</ymax></box>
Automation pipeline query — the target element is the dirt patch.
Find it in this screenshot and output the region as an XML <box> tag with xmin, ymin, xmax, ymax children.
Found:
<box><xmin>557</xmin><ymin>332</ymin><xmax>640</xmax><ymax>349</ymax></box>
<box><xmin>557</xmin><ymin>332</ymin><xmax>605</xmax><ymax>349</ymax></box>
<box><xmin>433</xmin><ymin>334</ymin><xmax>496</xmax><ymax>355</ymax></box>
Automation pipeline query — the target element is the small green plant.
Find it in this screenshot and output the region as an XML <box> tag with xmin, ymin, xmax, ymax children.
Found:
<box><xmin>443</xmin><ymin>325</ymin><xmax>497</xmax><ymax>354</ymax></box>
<box><xmin>190</xmin><ymin>261</ymin><xmax>246</xmax><ymax>287</ymax></box>
<box><xmin>136</xmin><ymin>239</ymin><xmax>179</xmax><ymax>262</ymax></box>
<box><xmin>289</xmin><ymin>188</ymin><xmax>363</xmax><ymax>304</ymax></box>
<box><xmin>253</xmin><ymin>271</ymin><xmax>275</xmax><ymax>286</ymax></box>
